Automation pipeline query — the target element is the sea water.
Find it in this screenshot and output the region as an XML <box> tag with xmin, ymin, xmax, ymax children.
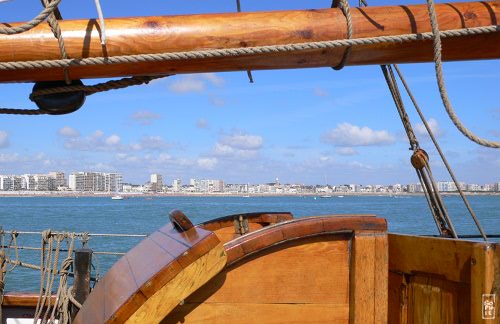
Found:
<box><xmin>1</xmin><ymin>195</ymin><xmax>499</xmax><ymax>291</ymax></box>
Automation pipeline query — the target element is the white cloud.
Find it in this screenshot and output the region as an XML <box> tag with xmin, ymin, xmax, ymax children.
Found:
<box><xmin>63</xmin><ymin>131</ymin><xmax>171</xmax><ymax>152</ymax></box>
<box><xmin>313</xmin><ymin>87</ymin><xmax>328</xmax><ymax>97</ymax></box>
<box><xmin>415</xmin><ymin>118</ymin><xmax>443</xmax><ymax>137</ymax></box>
<box><xmin>196</xmin><ymin>119</ymin><xmax>209</xmax><ymax>129</ymax></box>
<box><xmin>169</xmin><ymin>73</ymin><xmax>225</xmax><ymax>94</ymax></box>
<box><xmin>197</xmin><ymin>157</ymin><xmax>218</xmax><ymax>170</ymax></box>
<box><xmin>210</xmin><ymin>96</ymin><xmax>226</xmax><ymax>107</ymax></box>
<box><xmin>131</xmin><ymin>111</ymin><xmax>161</xmax><ymax>125</ymax></box>
<box><xmin>220</xmin><ymin>134</ymin><xmax>263</xmax><ymax>150</ymax></box>
<box><xmin>0</xmin><ymin>131</ymin><xmax>9</xmax><ymax>148</ymax></box>
<box><xmin>211</xmin><ymin>132</ymin><xmax>263</xmax><ymax>160</ymax></box>
<box><xmin>0</xmin><ymin>153</ymin><xmax>19</xmax><ymax>162</ymax></box>
<box><xmin>203</xmin><ymin>73</ymin><xmax>224</xmax><ymax>86</ymax></box>
<box><xmin>169</xmin><ymin>76</ymin><xmax>205</xmax><ymax>93</ymax></box>
<box><xmin>336</xmin><ymin>147</ymin><xmax>358</xmax><ymax>156</ymax></box>
<box><xmin>322</xmin><ymin>123</ymin><xmax>395</xmax><ymax>146</ymax></box>
<box><xmin>58</xmin><ymin>126</ymin><xmax>79</xmax><ymax>138</ymax></box>
<box><xmin>105</xmin><ymin>135</ymin><xmax>121</xmax><ymax>145</ymax></box>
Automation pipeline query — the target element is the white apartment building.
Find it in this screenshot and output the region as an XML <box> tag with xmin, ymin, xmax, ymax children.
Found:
<box><xmin>172</xmin><ymin>179</ymin><xmax>181</xmax><ymax>192</ymax></box>
<box><xmin>48</xmin><ymin>172</ymin><xmax>66</xmax><ymax>188</ymax></box>
<box><xmin>150</xmin><ymin>174</ymin><xmax>163</xmax><ymax>192</ymax></box>
<box><xmin>0</xmin><ymin>175</ymin><xmax>21</xmax><ymax>191</ymax></box>
<box><xmin>69</xmin><ymin>172</ymin><xmax>123</xmax><ymax>192</ymax></box>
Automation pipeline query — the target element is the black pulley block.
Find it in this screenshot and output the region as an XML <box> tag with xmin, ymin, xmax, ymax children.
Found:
<box><xmin>32</xmin><ymin>80</ymin><xmax>86</xmax><ymax>115</ymax></box>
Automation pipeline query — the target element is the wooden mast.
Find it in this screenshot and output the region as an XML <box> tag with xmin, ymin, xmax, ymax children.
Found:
<box><xmin>0</xmin><ymin>1</ymin><xmax>498</xmax><ymax>82</ymax></box>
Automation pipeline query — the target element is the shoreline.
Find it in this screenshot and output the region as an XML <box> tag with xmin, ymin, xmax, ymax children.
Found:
<box><xmin>0</xmin><ymin>191</ymin><xmax>499</xmax><ymax>198</ymax></box>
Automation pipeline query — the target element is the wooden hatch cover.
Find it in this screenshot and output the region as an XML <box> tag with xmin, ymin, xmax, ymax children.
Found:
<box><xmin>73</xmin><ymin>210</ymin><xmax>227</xmax><ymax>323</ymax></box>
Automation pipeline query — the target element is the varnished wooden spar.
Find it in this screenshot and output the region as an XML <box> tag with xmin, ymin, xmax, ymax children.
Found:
<box><xmin>0</xmin><ymin>1</ymin><xmax>499</xmax><ymax>82</ymax></box>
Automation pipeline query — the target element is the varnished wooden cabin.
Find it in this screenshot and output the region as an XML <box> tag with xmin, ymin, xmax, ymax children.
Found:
<box><xmin>3</xmin><ymin>210</ymin><xmax>498</xmax><ymax>323</ymax></box>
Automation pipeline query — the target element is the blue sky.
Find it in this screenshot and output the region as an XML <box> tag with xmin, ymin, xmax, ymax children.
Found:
<box><xmin>0</xmin><ymin>0</ymin><xmax>498</xmax><ymax>185</ymax></box>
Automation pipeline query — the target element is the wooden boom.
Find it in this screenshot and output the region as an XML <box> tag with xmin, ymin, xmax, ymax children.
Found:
<box><xmin>0</xmin><ymin>1</ymin><xmax>499</xmax><ymax>82</ymax></box>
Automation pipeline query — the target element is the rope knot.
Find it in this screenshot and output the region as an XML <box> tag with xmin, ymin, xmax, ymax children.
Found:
<box><xmin>42</xmin><ymin>229</ymin><xmax>52</xmax><ymax>242</ymax></box>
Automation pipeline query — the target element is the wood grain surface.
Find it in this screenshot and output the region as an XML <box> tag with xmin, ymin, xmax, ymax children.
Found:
<box><xmin>0</xmin><ymin>1</ymin><xmax>498</xmax><ymax>82</ymax></box>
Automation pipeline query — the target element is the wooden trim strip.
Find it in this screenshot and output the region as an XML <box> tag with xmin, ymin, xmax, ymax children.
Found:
<box><xmin>1</xmin><ymin>292</ymin><xmax>56</xmax><ymax>307</ymax></box>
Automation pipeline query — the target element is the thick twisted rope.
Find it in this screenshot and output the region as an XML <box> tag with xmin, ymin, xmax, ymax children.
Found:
<box><xmin>426</xmin><ymin>0</ymin><xmax>500</xmax><ymax>148</ymax></box>
<box><xmin>331</xmin><ymin>0</ymin><xmax>354</xmax><ymax>70</ymax></box>
<box><xmin>0</xmin><ymin>0</ymin><xmax>62</xmax><ymax>35</ymax></box>
<box><xmin>42</xmin><ymin>0</ymin><xmax>71</xmax><ymax>84</ymax></box>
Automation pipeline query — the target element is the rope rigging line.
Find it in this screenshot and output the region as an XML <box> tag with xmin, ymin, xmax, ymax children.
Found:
<box><xmin>381</xmin><ymin>64</ymin><xmax>458</xmax><ymax>238</ymax></box>
<box><xmin>426</xmin><ymin>0</ymin><xmax>500</xmax><ymax>148</ymax></box>
<box><xmin>331</xmin><ymin>0</ymin><xmax>354</xmax><ymax>70</ymax></box>
<box><xmin>0</xmin><ymin>0</ymin><xmax>62</xmax><ymax>35</ymax></box>
<box><xmin>41</xmin><ymin>0</ymin><xmax>71</xmax><ymax>84</ymax></box>
<box><xmin>392</xmin><ymin>64</ymin><xmax>489</xmax><ymax>241</ymax></box>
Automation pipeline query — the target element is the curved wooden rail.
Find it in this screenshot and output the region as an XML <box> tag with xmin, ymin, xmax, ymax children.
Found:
<box><xmin>73</xmin><ymin>217</ymin><xmax>227</xmax><ymax>324</ymax></box>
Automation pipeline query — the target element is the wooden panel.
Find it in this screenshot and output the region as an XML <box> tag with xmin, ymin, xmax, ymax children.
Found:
<box><xmin>165</xmin><ymin>303</ymin><xmax>349</xmax><ymax>323</ymax></box>
<box><xmin>0</xmin><ymin>2</ymin><xmax>499</xmax><ymax>82</ymax></box>
<box><xmin>388</xmin><ymin>271</ymin><xmax>408</xmax><ymax>324</ymax></box>
<box><xmin>126</xmin><ymin>243</ymin><xmax>227</xmax><ymax>323</ymax></box>
<box><xmin>349</xmin><ymin>233</ymin><xmax>388</xmax><ymax>324</ymax></box>
<box><xmin>225</xmin><ymin>216</ymin><xmax>386</xmax><ymax>266</ymax></box>
<box><xmin>388</xmin><ymin>234</ymin><xmax>500</xmax><ymax>323</ymax></box>
<box><xmin>471</xmin><ymin>243</ymin><xmax>499</xmax><ymax>323</ymax></box>
<box><xmin>406</xmin><ymin>275</ymin><xmax>470</xmax><ymax>324</ymax></box>
<box><xmin>388</xmin><ymin>234</ymin><xmax>474</xmax><ymax>283</ymax></box>
<box><xmin>165</xmin><ymin>235</ymin><xmax>351</xmax><ymax>323</ymax></box>
<box><xmin>208</xmin><ymin>238</ymin><xmax>350</xmax><ymax>304</ymax></box>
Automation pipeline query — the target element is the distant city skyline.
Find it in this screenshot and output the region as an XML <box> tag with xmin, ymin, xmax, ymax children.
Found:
<box><xmin>1</xmin><ymin>171</ymin><xmax>498</xmax><ymax>194</ymax></box>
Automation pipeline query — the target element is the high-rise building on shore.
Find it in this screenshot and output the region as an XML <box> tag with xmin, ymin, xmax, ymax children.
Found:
<box><xmin>69</xmin><ymin>172</ymin><xmax>123</xmax><ymax>192</ymax></box>
<box><xmin>150</xmin><ymin>174</ymin><xmax>163</xmax><ymax>192</ymax></box>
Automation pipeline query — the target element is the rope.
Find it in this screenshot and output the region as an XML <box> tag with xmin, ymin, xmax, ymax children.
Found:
<box><xmin>381</xmin><ymin>64</ymin><xmax>457</xmax><ymax>238</ymax></box>
<box><xmin>41</xmin><ymin>0</ymin><xmax>70</xmax><ymax>84</ymax></box>
<box><xmin>6</xmin><ymin>231</ymin><xmax>20</xmax><ymax>272</ymax></box>
<box><xmin>0</xmin><ymin>0</ymin><xmax>62</xmax><ymax>35</ymax></box>
<box><xmin>1</xmin><ymin>244</ymin><xmax>126</xmax><ymax>256</ymax></box>
<box><xmin>1</xmin><ymin>230</ymin><xmax>147</xmax><ymax>237</ymax></box>
<box><xmin>331</xmin><ymin>0</ymin><xmax>354</xmax><ymax>70</ymax></box>
<box><xmin>0</xmin><ymin>75</ymin><xmax>167</xmax><ymax>115</ymax></box>
<box><xmin>426</xmin><ymin>0</ymin><xmax>500</xmax><ymax>148</ymax></box>
<box><xmin>0</xmin><ymin>25</ymin><xmax>497</xmax><ymax>72</ymax></box>
<box><xmin>94</xmin><ymin>0</ymin><xmax>107</xmax><ymax>45</ymax></box>
<box><xmin>393</xmin><ymin>64</ymin><xmax>488</xmax><ymax>241</ymax></box>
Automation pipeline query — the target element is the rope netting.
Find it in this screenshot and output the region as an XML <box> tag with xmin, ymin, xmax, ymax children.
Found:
<box><xmin>0</xmin><ymin>228</ymin><xmax>143</xmax><ymax>323</ymax></box>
